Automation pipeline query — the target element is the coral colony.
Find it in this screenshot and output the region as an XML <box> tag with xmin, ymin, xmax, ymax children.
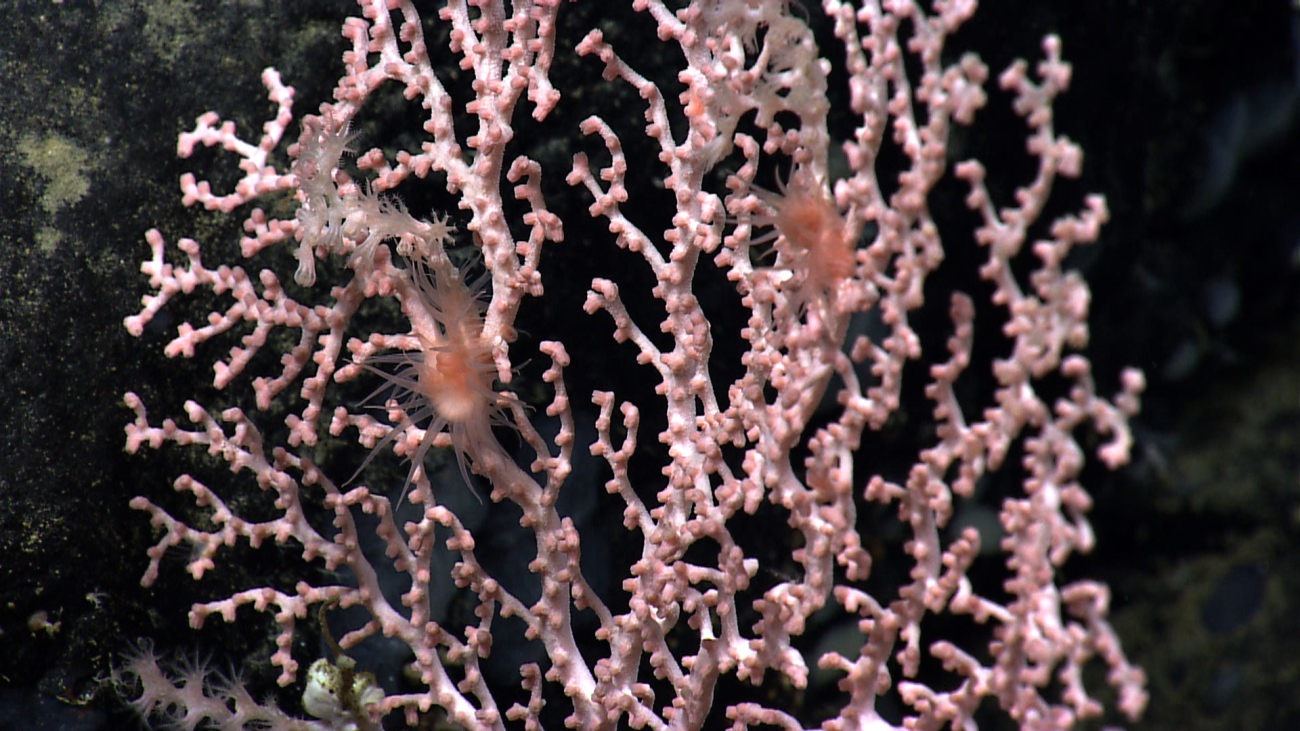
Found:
<box><xmin>119</xmin><ymin>1</ymin><xmax>1148</xmax><ymax>729</ymax></box>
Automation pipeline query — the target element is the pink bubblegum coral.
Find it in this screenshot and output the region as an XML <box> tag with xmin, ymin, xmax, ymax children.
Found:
<box><xmin>121</xmin><ymin>1</ymin><xmax>1147</xmax><ymax>729</ymax></box>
